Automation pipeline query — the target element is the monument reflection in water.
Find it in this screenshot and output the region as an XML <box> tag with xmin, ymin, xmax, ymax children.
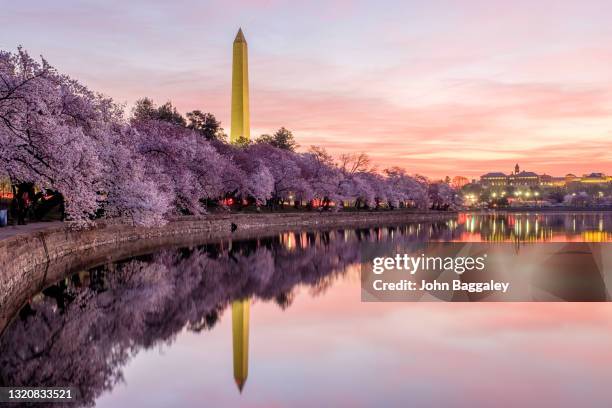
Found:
<box><xmin>0</xmin><ymin>212</ymin><xmax>611</xmax><ymax>407</ymax></box>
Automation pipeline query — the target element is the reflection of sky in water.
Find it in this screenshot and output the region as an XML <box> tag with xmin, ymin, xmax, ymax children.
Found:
<box><xmin>1</xmin><ymin>212</ymin><xmax>612</xmax><ymax>407</ymax></box>
<box><xmin>97</xmin><ymin>269</ymin><xmax>612</xmax><ymax>407</ymax></box>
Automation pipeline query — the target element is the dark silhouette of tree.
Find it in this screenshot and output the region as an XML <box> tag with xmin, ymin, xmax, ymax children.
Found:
<box><xmin>338</xmin><ymin>152</ymin><xmax>371</xmax><ymax>175</ymax></box>
<box><xmin>233</xmin><ymin>135</ymin><xmax>252</xmax><ymax>148</ymax></box>
<box><xmin>256</xmin><ymin>127</ymin><xmax>298</xmax><ymax>151</ymax></box>
<box><xmin>547</xmin><ymin>187</ymin><xmax>566</xmax><ymax>203</ymax></box>
<box><xmin>131</xmin><ymin>97</ymin><xmax>157</xmax><ymax>120</ymax></box>
<box><xmin>156</xmin><ymin>102</ymin><xmax>186</xmax><ymax>126</ymax></box>
<box><xmin>186</xmin><ymin>110</ymin><xmax>226</xmax><ymax>141</ymax></box>
<box><xmin>132</xmin><ymin>98</ymin><xmax>186</xmax><ymax>126</ymax></box>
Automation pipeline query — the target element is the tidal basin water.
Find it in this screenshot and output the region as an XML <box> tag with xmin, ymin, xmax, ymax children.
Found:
<box><xmin>1</xmin><ymin>212</ymin><xmax>612</xmax><ymax>407</ymax></box>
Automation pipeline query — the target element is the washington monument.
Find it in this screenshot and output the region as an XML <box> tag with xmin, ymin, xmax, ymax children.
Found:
<box><xmin>232</xmin><ymin>299</ymin><xmax>249</xmax><ymax>392</ymax></box>
<box><xmin>230</xmin><ymin>29</ymin><xmax>251</xmax><ymax>393</ymax></box>
<box><xmin>231</xmin><ymin>28</ymin><xmax>250</xmax><ymax>143</ymax></box>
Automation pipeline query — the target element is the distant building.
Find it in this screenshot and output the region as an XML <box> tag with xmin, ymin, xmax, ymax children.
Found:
<box><xmin>480</xmin><ymin>172</ymin><xmax>507</xmax><ymax>187</ymax></box>
<box><xmin>580</xmin><ymin>173</ymin><xmax>612</xmax><ymax>184</ymax></box>
<box><xmin>509</xmin><ymin>171</ymin><xmax>539</xmax><ymax>187</ymax></box>
<box><xmin>539</xmin><ymin>174</ymin><xmax>565</xmax><ymax>187</ymax></box>
<box><xmin>565</xmin><ymin>173</ymin><xmax>579</xmax><ymax>183</ymax></box>
<box><xmin>479</xmin><ymin>165</ymin><xmax>610</xmax><ymax>189</ymax></box>
<box><xmin>540</xmin><ymin>174</ymin><xmax>552</xmax><ymax>185</ymax></box>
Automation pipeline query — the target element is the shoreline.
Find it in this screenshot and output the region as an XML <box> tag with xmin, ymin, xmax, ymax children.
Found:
<box><xmin>0</xmin><ymin>210</ymin><xmax>454</xmax><ymax>334</ymax></box>
<box><xmin>2</xmin><ymin>208</ymin><xmax>610</xmax><ymax>334</ymax></box>
<box><xmin>466</xmin><ymin>207</ymin><xmax>612</xmax><ymax>213</ymax></box>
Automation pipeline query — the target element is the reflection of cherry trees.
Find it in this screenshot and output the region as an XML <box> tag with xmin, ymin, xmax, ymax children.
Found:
<box><xmin>0</xmin><ymin>223</ymin><xmax>457</xmax><ymax>406</ymax></box>
<box><xmin>0</xmin><ymin>230</ymin><xmax>363</xmax><ymax>406</ymax></box>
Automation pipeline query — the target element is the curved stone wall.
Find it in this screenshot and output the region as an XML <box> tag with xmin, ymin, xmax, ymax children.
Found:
<box><xmin>0</xmin><ymin>211</ymin><xmax>454</xmax><ymax>333</ymax></box>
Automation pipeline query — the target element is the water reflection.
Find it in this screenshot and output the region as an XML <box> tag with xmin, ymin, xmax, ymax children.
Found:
<box><xmin>449</xmin><ymin>212</ymin><xmax>612</xmax><ymax>242</ymax></box>
<box><xmin>0</xmin><ymin>231</ymin><xmax>359</xmax><ymax>406</ymax></box>
<box><xmin>232</xmin><ymin>299</ymin><xmax>249</xmax><ymax>392</ymax></box>
<box><xmin>0</xmin><ymin>212</ymin><xmax>611</xmax><ymax>406</ymax></box>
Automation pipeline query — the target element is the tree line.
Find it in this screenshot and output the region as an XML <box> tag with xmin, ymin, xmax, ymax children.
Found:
<box><xmin>0</xmin><ymin>48</ymin><xmax>459</xmax><ymax>226</ymax></box>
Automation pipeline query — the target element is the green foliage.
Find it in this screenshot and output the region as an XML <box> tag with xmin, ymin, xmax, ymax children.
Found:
<box><xmin>132</xmin><ymin>97</ymin><xmax>156</xmax><ymax>120</ymax></box>
<box><xmin>234</xmin><ymin>135</ymin><xmax>252</xmax><ymax>148</ymax></box>
<box><xmin>156</xmin><ymin>102</ymin><xmax>186</xmax><ymax>126</ymax></box>
<box><xmin>256</xmin><ymin>127</ymin><xmax>298</xmax><ymax>151</ymax></box>
<box><xmin>186</xmin><ymin>110</ymin><xmax>226</xmax><ymax>141</ymax></box>
<box><xmin>132</xmin><ymin>98</ymin><xmax>186</xmax><ymax>126</ymax></box>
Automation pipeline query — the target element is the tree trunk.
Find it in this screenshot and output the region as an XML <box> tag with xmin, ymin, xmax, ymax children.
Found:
<box><xmin>11</xmin><ymin>182</ymin><xmax>35</xmax><ymax>225</ymax></box>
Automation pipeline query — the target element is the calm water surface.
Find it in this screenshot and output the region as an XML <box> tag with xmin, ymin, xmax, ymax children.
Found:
<box><xmin>1</xmin><ymin>212</ymin><xmax>612</xmax><ymax>407</ymax></box>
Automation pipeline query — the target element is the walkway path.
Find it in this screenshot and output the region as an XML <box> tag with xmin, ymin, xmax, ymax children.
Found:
<box><xmin>0</xmin><ymin>222</ymin><xmax>64</xmax><ymax>241</ymax></box>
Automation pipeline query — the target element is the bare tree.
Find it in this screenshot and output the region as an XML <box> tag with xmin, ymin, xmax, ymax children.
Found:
<box><xmin>338</xmin><ymin>152</ymin><xmax>371</xmax><ymax>175</ymax></box>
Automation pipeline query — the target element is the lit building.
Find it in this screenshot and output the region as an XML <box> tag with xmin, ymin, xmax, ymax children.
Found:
<box><xmin>508</xmin><ymin>171</ymin><xmax>539</xmax><ymax>187</ymax></box>
<box><xmin>580</xmin><ymin>173</ymin><xmax>612</xmax><ymax>184</ymax></box>
<box><xmin>538</xmin><ymin>174</ymin><xmax>564</xmax><ymax>187</ymax></box>
<box><xmin>565</xmin><ymin>173</ymin><xmax>579</xmax><ymax>184</ymax></box>
<box><xmin>480</xmin><ymin>164</ymin><xmax>541</xmax><ymax>187</ymax></box>
<box><xmin>480</xmin><ymin>172</ymin><xmax>507</xmax><ymax>187</ymax></box>
<box><xmin>479</xmin><ymin>164</ymin><xmax>610</xmax><ymax>189</ymax></box>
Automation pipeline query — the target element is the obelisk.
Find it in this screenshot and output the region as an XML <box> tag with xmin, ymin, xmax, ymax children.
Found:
<box><xmin>232</xmin><ymin>299</ymin><xmax>250</xmax><ymax>392</ymax></box>
<box><xmin>230</xmin><ymin>28</ymin><xmax>250</xmax><ymax>144</ymax></box>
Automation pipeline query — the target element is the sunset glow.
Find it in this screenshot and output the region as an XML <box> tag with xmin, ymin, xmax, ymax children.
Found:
<box><xmin>4</xmin><ymin>0</ymin><xmax>612</xmax><ymax>178</ymax></box>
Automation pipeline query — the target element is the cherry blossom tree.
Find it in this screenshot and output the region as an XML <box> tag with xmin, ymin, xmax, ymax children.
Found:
<box><xmin>0</xmin><ymin>48</ymin><xmax>104</xmax><ymax>223</ymax></box>
<box><xmin>2</xmin><ymin>47</ymin><xmax>457</xmax><ymax>226</ymax></box>
<box><xmin>214</xmin><ymin>141</ymin><xmax>274</xmax><ymax>205</ymax></box>
<box><xmin>131</xmin><ymin>119</ymin><xmax>234</xmax><ymax>216</ymax></box>
<box><xmin>295</xmin><ymin>146</ymin><xmax>343</xmax><ymax>208</ymax></box>
<box><xmin>0</xmin><ymin>49</ymin><xmax>179</xmax><ymax>226</ymax></box>
<box><xmin>429</xmin><ymin>181</ymin><xmax>461</xmax><ymax>210</ymax></box>
<box><xmin>243</xmin><ymin>143</ymin><xmax>311</xmax><ymax>207</ymax></box>
<box><xmin>383</xmin><ymin>167</ymin><xmax>429</xmax><ymax>209</ymax></box>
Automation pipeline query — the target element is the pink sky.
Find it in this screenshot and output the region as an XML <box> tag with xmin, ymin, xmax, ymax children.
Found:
<box><xmin>2</xmin><ymin>0</ymin><xmax>612</xmax><ymax>178</ymax></box>
<box><xmin>96</xmin><ymin>267</ymin><xmax>612</xmax><ymax>407</ymax></box>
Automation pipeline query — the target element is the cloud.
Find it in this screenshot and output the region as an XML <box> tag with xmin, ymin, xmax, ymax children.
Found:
<box><xmin>5</xmin><ymin>1</ymin><xmax>612</xmax><ymax>178</ymax></box>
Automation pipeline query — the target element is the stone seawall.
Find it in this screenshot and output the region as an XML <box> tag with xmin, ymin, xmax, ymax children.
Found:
<box><xmin>0</xmin><ymin>211</ymin><xmax>453</xmax><ymax>333</ymax></box>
